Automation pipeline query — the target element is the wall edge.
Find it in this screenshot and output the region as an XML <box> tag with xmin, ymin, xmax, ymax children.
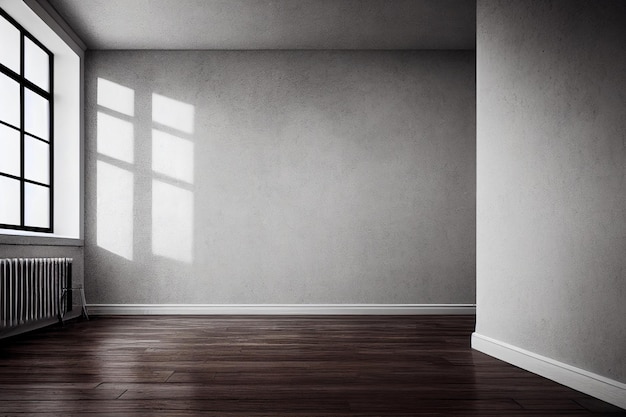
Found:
<box><xmin>472</xmin><ymin>332</ymin><xmax>626</xmax><ymax>409</ymax></box>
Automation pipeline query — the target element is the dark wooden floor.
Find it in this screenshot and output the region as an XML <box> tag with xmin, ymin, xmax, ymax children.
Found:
<box><xmin>0</xmin><ymin>316</ymin><xmax>624</xmax><ymax>416</ymax></box>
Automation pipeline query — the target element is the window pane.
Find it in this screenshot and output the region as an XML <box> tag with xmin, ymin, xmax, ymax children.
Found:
<box><xmin>0</xmin><ymin>15</ymin><xmax>20</xmax><ymax>73</ymax></box>
<box><xmin>0</xmin><ymin>124</ymin><xmax>21</xmax><ymax>176</ymax></box>
<box><xmin>0</xmin><ymin>175</ymin><xmax>20</xmax><ymax>226</ymax></box>
<box><xmin>24</xmin><ymin>88</ymin><xmax>49</xmax><ymax>141</ymax></box>
<box><xmin>24</xmin><ymin>182</ymin><xmax>49</xmax><ymax>228</ymax></box>
<box><xmin>25</xmin><ymin>136</ymin><xmax>49</xmax><ymax>185</ymax></box>
<box><xmin>0</xmin><ymin>72</ymin><xmax>20</xmax><ymax>127</ymax></box>
<box><xmin>24</xmin><ymin>37</ymin><xmax>50</xmax><ymax>92</ymax></box>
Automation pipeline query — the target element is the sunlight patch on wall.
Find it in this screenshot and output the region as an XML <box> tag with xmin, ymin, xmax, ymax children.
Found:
<box><xmin>152</xmin><ymin>93</ymin><xmax>195</xmax><ymax>134</ymax></box>
<box><xmin>97</xmin><ymin>78</ymin><xmax>134</xmax><ymax>117</ymax></box>
<box><xmin>95</xmin><ymin>79</ymin><xmax>195</xmax><ymax>264</ymax></box>
<box><xmin>150</xmin><ymin>92</ymin><xmax>195</xmax><ymax>263</ymax></box>
<box><xmin>97</xmin><ymin>112</ymin><xmax>134</xmax><ymax>163</ymax></box>
<box><xmin>96</xmin><ymin>78</ymin><xmax>135</xmax><ymax>260</ymax></box>
<box><xmin>152</xmin><ymin>129</ymin><xmax>194</xmax><ymax>184</ymax></box>
<box><xmin>152</xmin><ymin>179</ymin><xmax>194</xmax><ymax>263</ymax></box>
<box><xmin>97</xmin><ymin>160</ymin><xmax>134</xmax><ymax>260</ymax></box>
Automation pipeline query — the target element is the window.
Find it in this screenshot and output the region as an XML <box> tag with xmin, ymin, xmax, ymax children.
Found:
<box><xmin>0</xmin><ymin>7</ymin><xmax>53</xmax><ymax>232</ymax></box>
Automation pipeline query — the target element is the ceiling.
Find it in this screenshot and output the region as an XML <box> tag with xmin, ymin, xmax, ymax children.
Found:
<box><xmin>47</xmin><ymin>0</ymin><xmax>476</xmax><ymax>50</ymax></box>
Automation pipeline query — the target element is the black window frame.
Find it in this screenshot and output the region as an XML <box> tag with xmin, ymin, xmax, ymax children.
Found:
<box><xmin>0</xmin><ymin>6</ymin><xmax>54</xmax><ymax>233</ymax></box>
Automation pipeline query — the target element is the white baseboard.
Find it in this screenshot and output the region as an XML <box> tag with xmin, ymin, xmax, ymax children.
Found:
<box><xmin>472</xmin><ymin>332</ymin><xmax>626</xmax><ymax>410</ymax></box>
<box><xmin>87</xmin><ymin>303</ymin><xmax>476</xmax><ymax>316</ymax></box>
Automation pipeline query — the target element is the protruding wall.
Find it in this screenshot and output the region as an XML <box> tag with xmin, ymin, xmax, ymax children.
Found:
<box><xmin>475</xmin><ymin>0</ymin><xmax>626</xmax><ymax>398</ymax></box>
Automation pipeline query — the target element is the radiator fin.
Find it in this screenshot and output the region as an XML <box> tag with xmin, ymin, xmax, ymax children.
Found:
<box><xmin>0</xmin><ymin>258</ymin><xmax>72</xmax><ymax>329</ymax></box>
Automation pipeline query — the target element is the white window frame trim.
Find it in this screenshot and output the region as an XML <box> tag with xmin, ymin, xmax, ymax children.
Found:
<box><xmin>0</xmin><ymin>0</ymin><xmax>85</xmax><ymax>246</ymax></box>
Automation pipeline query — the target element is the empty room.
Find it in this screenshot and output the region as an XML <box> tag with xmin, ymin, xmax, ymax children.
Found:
<box><xmin>0</xmin><ymin>0</ymin><xmax>625</xmax><ymax>415</ymax></box>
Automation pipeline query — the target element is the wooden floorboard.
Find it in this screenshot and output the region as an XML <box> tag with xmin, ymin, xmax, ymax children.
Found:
<box><xmin>0</xmin><ymin>315</ymin><xmax>624</xmax><ymax>416</ymax></box>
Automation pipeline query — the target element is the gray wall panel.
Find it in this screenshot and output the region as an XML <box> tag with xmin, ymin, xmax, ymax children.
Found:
<box><xmin>477</xmin><ymin>0</ymin><xmax>626</xmax><ymax>383</ymax></box>
<box><xmin>85</xmin><ymin>50</ymin><xmax>476</xmax><ymax>305</ymax></box>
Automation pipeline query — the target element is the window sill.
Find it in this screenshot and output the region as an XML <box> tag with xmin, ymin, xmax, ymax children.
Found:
<box><xmin>0</xmin><ymin>232</ymin><xmax>83</xmax><ymax>247</ymax></box>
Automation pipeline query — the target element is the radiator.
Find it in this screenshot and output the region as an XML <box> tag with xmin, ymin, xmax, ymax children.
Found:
<box><xmin>0</xmin><ymin>258</ymin><xmax>72</xmax><ymax>329</ymax></box>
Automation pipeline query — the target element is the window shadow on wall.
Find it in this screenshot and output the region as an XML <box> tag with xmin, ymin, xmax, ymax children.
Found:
<box><xmin>91</xmin><ymin>76</ymin><xmax>196</xmax><ymax>301</ymax></box>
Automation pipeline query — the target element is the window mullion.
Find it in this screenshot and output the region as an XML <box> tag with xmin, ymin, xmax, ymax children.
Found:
<box><xmin>19</xmin><ymin>29</ymin><xmax>25</xmax><ymax>228</ymax></box>
<box><xmin>23</xmin><ymin>79</ymin><xmax>51</xmax><ymax>100</ymax></box>
<box><xmin>49</xmin><ymin>48</ymin><xmax>54</xmax><ymax>232</ymax></box>
<box><xmin>0</xmin><ymin>66</ymin><xmax>50</xmax><ymax>100</ymax></box>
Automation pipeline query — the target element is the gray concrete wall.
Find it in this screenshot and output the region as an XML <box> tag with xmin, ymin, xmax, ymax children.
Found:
<box><xmin>85</xmin><ymin>50</ymin><xmax>475</xmax><ymax>304</ymax></box>
<box><xmin>476</xmin><ymin>0</ymin><xmax>626</xmax><ymax>382</ymax></box>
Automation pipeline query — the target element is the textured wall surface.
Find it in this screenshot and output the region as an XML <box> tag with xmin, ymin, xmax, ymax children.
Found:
<box><xmin>85</xmin><ymin>50</ymin><xmax>475</xmax><ymax>304</ymax></box>
<box><xmin>476</xmin><ymin>0</ymin><xmax>626</xmax><ymax>382</ymax></box>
